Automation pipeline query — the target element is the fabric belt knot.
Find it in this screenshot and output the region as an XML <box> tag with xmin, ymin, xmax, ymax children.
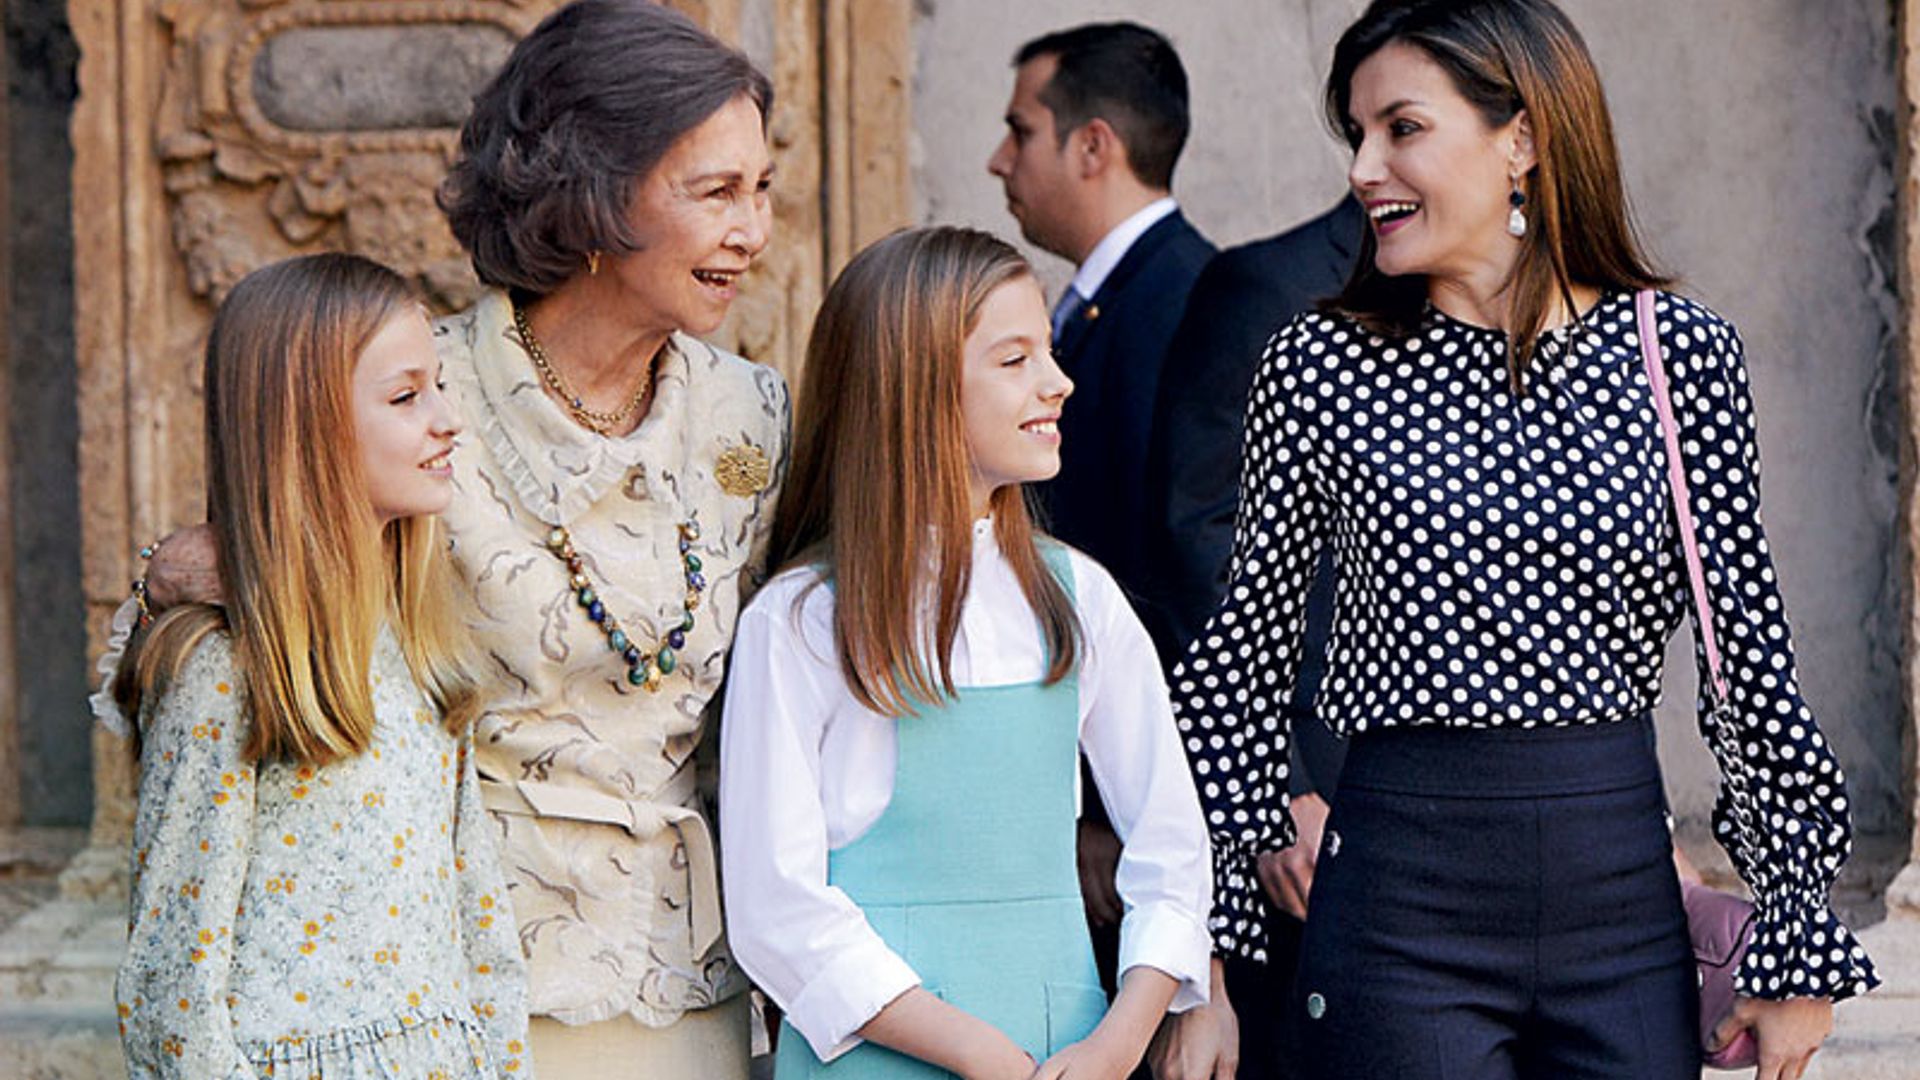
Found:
<box><xmin>478</xmin><ymin>764</ymin><xmax>724</xmax><ymax>960</ymax></box>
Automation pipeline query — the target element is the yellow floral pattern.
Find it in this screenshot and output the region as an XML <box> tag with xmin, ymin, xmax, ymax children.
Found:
<box><xmin>116</xmin><ymin>629</ymin><xmax>531</xmax><ymax>1078</ymax></box>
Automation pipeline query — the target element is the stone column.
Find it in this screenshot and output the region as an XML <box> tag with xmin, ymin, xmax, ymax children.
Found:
<box><xmin>1890</xmin><ymin>0</ymin><xmax>1920</xmax><ymax>930</ymax></box>
<box><xmin>695</xmin><ymin>0</ymin><xmax>828</xmax><ymax>385</ymax></box>
<box><xmin>0</xmin><ymin>1</ymin><xmax>144</xmax><ymax>1071</ymax></box>
<box><xmin>1810</xmin><ymin>1</ymin><xmax>1920</xmax><ymax>1073</ymax></box>
<box><xmin>0</xmin><ymin>0</ymin><xmax>18</xmax><ymax>832</ymax></box>
<box><xmin>822</xmin><ymin>0</ymin><xmax>912</xmax><ymax>269</ymax></box>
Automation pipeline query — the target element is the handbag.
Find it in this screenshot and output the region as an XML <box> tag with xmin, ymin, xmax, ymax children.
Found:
<box><xmin>1634</xmin><ymin>289</ymin><xmax>1760</xmax><ymax>1070</ymax></box>
<box><xmin>1684</xmin><ymin>880</ymin><xmax>1761</xmax><ymax>1068</ymax></box>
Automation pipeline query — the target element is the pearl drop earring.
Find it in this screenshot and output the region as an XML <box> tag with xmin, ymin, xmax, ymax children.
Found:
<box><xmin>1507</xmin><ymin>180</ymin><xmax>1528</xmax><ymax>239</ymax></box>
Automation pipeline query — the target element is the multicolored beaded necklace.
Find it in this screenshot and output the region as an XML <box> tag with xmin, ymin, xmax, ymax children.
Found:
<box><xmin>545</xmin><ymin>519</ymin><xmax>706</xmax><ymax>692</ymax></box>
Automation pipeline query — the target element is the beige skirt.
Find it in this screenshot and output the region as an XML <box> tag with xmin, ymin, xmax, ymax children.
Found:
<box><xmin>528</xmin><ymin>994</ymin><xmax>752</xmax><ymax>1080</ymax></box>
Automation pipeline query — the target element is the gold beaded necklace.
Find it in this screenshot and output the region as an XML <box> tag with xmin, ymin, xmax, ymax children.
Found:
<box><xmin>511</xmin><ymin>300</ymin><xmax>656</xmax><ymax>436</ymax></box>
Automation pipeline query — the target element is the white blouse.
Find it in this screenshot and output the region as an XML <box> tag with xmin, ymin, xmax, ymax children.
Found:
<box><xmin>719</xmin><ymin>521</ymin><xmax>1212</xmax><ymax>1061</ymax></box>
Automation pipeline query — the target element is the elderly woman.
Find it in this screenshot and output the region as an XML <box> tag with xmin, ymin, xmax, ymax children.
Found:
<box><xmin>114</xmin><ymin>1</ymin><xmax>788</xmax><ymax>1075</ymax></box>
<box><xmin>429</xmin><ymin>0</ymin><xmax>785</xmax><ymax>1074</ymax></box>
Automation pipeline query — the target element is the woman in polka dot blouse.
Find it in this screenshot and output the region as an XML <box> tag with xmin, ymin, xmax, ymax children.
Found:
<box><xmin>1170</xmin><ymin>2</ymin><xmax>1878</xmax><ymax>1077</ymax></box>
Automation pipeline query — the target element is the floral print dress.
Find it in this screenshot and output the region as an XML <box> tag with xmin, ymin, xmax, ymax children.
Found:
<box><xmin>115</xmin><ymin>628</ymin><xmax>532</xmax><ymax>1078</ymax></box>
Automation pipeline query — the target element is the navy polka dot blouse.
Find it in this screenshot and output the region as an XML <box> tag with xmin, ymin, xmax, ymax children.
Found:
<box><xmin>1171</xmin><ymin>290</ymin><xmax>1879</xmax><ymax>1001</ymax></box>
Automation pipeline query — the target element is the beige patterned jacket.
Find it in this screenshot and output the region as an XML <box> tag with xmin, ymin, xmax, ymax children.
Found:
<box><xmin>434</xmin><ymin>291</ymin><xmax>789</xmax><ymax>1028</ymax></box>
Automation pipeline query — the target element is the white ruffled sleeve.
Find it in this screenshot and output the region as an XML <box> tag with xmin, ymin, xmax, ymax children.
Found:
<box><xmin>88</xmin><ymin>596</ymin><xmax>142</xmax><ymax>738</ymax></box>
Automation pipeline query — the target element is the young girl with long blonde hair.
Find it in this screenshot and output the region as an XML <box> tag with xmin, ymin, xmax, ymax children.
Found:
<box><xmin>720</xmin><ymin>226</ymin><xmax>1211</xmax><ymax>1080</ymax></box>
<box><xmin>110</xmin><ymin>253</ymin><xmax>531</xmax><ymax>1078</ymax></box>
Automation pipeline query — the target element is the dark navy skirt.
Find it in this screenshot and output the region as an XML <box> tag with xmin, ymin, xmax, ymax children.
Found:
<box><xmin>1293</xmin><ymin>715</ymin><xmax>1698</xmax><ymax>1080</ymax></box>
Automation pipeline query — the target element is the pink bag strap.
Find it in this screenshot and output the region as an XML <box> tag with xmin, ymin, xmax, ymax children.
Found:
<box><xmin>1635</xmin><ymin>289</ymin><xmax>1730</xmax><ymax>704</ymax></box>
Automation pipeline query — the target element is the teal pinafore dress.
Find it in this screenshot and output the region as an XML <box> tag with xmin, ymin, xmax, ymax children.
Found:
<box><xmin>772</xmin><ymin>546</ymin><xmax>1109</xmax><ymax>1078</ymax></box>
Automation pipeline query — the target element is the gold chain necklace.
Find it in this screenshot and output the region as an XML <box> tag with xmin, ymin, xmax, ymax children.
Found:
<box><xmin>511</xmin><ymin>300</ymin><xmax>656</xmax><ymax>436</ymax></box>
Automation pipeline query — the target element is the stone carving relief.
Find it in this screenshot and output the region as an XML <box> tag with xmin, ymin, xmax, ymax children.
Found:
<box><xmin>148</xmin><ymin>0</ymin><xmax>829</xmax><ymax>382</ymax></box>
<box><xmin>154</xmin><ymin>0</ymin><xmax>544</xmax><ymax>311</ymax></box>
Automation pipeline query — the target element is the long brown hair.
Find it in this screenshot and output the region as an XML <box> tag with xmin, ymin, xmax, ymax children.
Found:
<box><xmin>116</xmin><ymin>254</ymin><xmax>479</xmax><ymax>764</ymax></box>
<box><xmin>769</xmin><ymin>227</ymin><xmax>1081</xmax><ymax>717</ymax></box>
<box><xmin>1325</xmin><ymin>0</ymin><xmax>1669</xmax><ymax>388</ymax></box>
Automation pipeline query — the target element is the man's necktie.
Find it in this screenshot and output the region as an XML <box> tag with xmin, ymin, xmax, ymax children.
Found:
<box><xmin>1051</xmin><ymin>286</ymin><xmax>1088</xmax><ymax>342</ymax></box>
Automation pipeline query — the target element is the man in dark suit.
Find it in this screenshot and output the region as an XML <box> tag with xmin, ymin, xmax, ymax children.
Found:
<box><xmin>1143</xmin><ymin>199</ymin><xmax>1362</xmax><ymax>1080</ymax></box>
<box><xmin>986</xmin><ymin>23</ymin><xmax>1219</xmax><ymax>1067</ymax></box>
<box><xmin>1146</xmin><ymin>199</ymin><xmax>1361</xmax><ymax>665</ymax></box>
<box><xmin>987</xmin><ymin>22</ymin><xmax>1216</xmax><ymax>606</ymax></box>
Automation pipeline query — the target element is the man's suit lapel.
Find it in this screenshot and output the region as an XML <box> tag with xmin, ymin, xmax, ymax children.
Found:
<box><xmin>1053</xmin><ymin>211</ymin><xmax>1192</xmax><ymax>372</ymax></box>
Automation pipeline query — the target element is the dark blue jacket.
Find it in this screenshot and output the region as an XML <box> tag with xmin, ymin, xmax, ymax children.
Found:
<box><xmin>1145</xmin><ymin>198</ymin><xmax>1363</xmax><ymax>793</ymax></box>
<box><xmin>1038</xmin><ymin>209</ymin><xmax>1215</xmax><ymax>620</ymax></box>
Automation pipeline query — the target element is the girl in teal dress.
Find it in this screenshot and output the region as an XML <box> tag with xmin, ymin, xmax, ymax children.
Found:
<box><xmin>110</xmin><ymin>254</ymin><xmax>530</xmax><ymax>1078</ymax></box>
<box><xmin>720</xmin><ymin>226</ymin><xmax>1212</xmax><ymax>1080</ymax></box>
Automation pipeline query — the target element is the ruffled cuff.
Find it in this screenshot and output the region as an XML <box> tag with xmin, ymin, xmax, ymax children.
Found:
<box><xmin>1201</xmin><ymin>776</ymin><xmax>1297</xmax><ymax>958</ymax></box>
<box><xmin>1733</xmin><ymin>895</ymin><xmax>1880</xmax><ymax>1002</ymax></box>
<box><xmin>1118</xmin><ymin>900</ymin><xmax>1213</xmax><ymax>1012</ymax></box>
<box><xmin>87</xmin><ymin>596</ymin><xmax>141</xmax><ymax>738</ymax></box>
<box><xmin>783</xmin><ymin>938</ymin><xmax>920</xmax><ymax>1064</ymax></box>
<box><xmin>1205</xmin><ymin>837</ymin><xmax>1274</xmax><ymax>960</ymax></box>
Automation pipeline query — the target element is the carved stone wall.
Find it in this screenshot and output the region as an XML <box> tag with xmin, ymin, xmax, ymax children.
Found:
<box><xmin>0</xmin><ymin>4</ymin><xmax>910</xmax><ymax>1069</ymax></box>
<box><xmin>154</xmin><ymin>0</ymin><xmax>530</xmax><ymax>311</ymax></box>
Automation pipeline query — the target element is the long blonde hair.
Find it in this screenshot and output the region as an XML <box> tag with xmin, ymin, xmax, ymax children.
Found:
<box><xmin>768</xmin><ymin>227</ymin><xmax>1080</xmax><ymax>717</ymax></box>
<box><xmin>116</xmin><ymin>254</ymin><xmax>479</xmax><ymax>764</ymax></box>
